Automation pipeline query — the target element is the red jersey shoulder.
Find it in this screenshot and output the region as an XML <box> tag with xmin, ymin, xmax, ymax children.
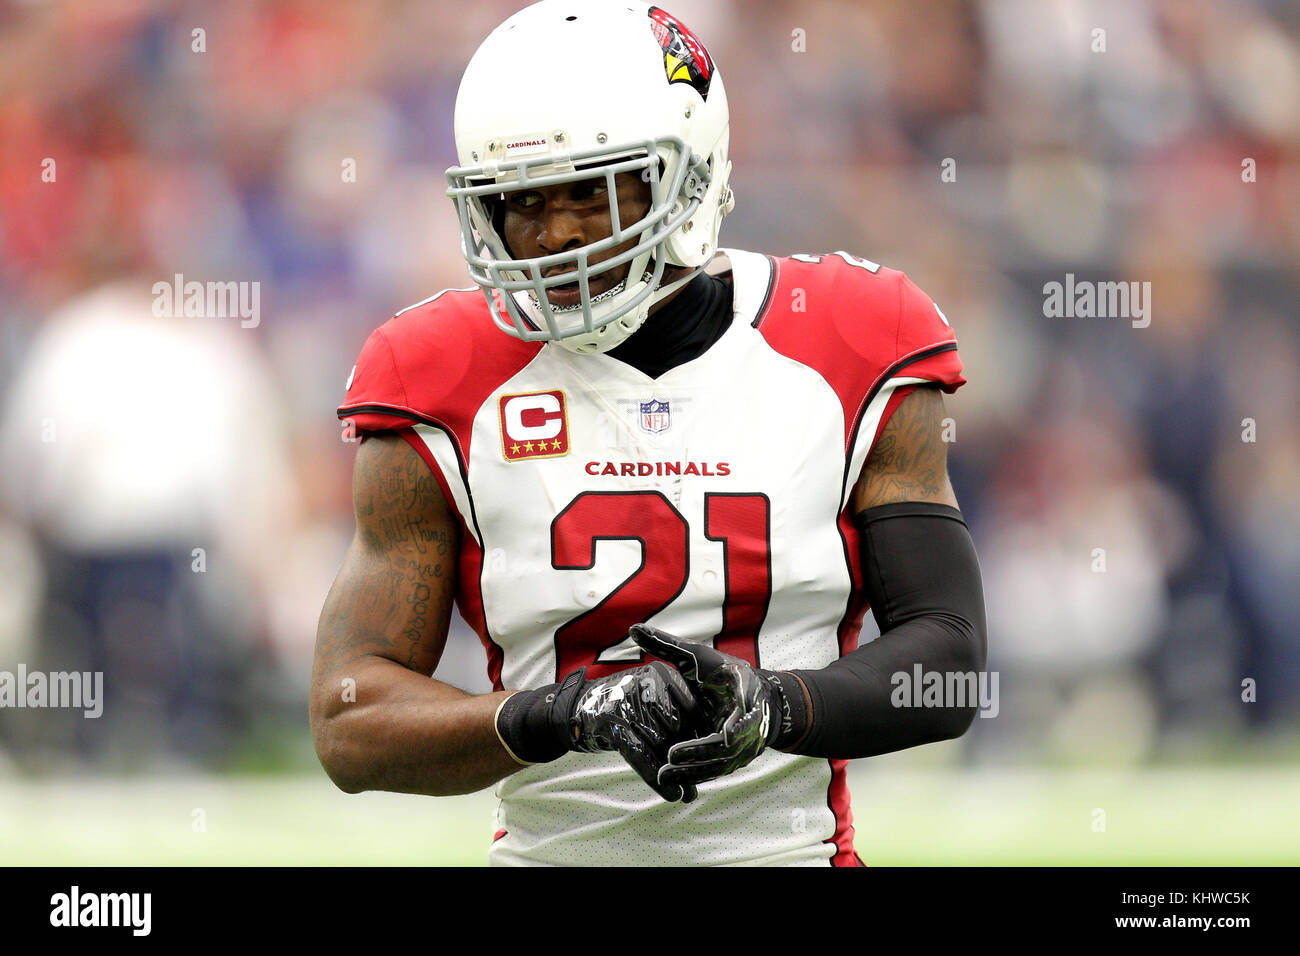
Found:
<box><xmin>753</xmin><ymin>250</ymin><xmax>965</xmax><ymax>447</ymax></box>
<box><xmin>337</xmin><ymin>288</ymin><xmax>541</xmax><ymax>437</ymax></box>
<box><xmin>760</xmin><ymin>251</ymin><xmax>958</xmax><ymax>368</ymax></box>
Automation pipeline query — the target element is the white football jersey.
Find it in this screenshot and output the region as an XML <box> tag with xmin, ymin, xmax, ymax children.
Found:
<box><xmin>339</xmin><ymin>247</ymin><xmax>965</xmax><ymax>865</ymax></box>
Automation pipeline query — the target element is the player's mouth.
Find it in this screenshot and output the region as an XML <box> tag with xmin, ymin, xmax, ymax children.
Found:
<box><xmin>544</xmin><ymin>267</ymin><xmax>621</xmax><ymax>308</ymax></box>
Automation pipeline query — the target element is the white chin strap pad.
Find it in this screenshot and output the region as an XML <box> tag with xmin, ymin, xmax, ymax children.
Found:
<box><xmin>553</xmin><ymin>266</ymin><xmax>701</xmax><ymax>354</ymax></box>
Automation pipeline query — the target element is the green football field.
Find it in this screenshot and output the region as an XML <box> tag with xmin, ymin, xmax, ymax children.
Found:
<box><xmin>3</xmin><ymin>764</ymin><xmax>1297</xmax><ymax>865</ymax></box>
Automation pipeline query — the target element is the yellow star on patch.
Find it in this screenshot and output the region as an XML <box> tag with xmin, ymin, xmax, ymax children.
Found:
<box><xmin>511</xmin><ymin>443</ymin><xmax>521</xmax><ymax>454</ymax></box>
<box><xmin>551</xmin><ymin>439</ymin><xmax>562</xmax><ymax>450</ymax></box>
<box><xmin>523</xmin><ymin>441</ymin><xmax>534</xmax><ymax>452</ymax></box>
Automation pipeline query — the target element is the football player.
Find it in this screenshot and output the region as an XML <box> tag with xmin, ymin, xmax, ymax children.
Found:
<box><xmin>311</xmin><ymin>0</ymin><xmax>987</xmax><ymax>866</ymax></box>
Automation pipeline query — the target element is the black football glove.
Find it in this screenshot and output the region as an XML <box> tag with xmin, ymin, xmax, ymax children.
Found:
<box><xmin>631</xmin><ymin>624</ymin><xmax>800</xmax><ymax>788</ymax></box>
<box><xmin>495</xmin><ymin>662</ymin><xmax>700</xmax><ymax>803</ymax></box>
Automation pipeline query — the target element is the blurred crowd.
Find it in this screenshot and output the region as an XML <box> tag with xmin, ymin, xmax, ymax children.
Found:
<box><xmin>1</xmin><ymin>0</ymin><xmax>1297</xmax><ymax>773</ymax></box>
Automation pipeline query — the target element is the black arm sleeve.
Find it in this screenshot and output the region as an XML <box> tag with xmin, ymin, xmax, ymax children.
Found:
<box><xmin>779</xmin><ymin>501</ymin><xmax>988</xmax><ymax>758</ymax></box>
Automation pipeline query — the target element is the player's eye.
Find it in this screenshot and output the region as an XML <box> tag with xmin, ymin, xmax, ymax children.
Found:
<box><xmin>573</xmin><ymin>181</ymin><xmax>608</xmax><ymax>201</ymax></box>
<box><xmin>510</xmin><ymin>191</ymin><xmax>543</xmax><ymax>209</ymax></box>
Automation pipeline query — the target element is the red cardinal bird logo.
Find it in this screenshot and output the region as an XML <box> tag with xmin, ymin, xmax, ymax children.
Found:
<box><xmin>648</xmin><ymin>6</ymin><xmax>713</xmax><ymax>100</ymax></box>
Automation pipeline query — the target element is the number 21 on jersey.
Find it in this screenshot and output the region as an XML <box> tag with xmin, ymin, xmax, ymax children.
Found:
<box><xmin>550</xmin><ymin>491</ymin><xmax>771</xmax><ymax>678</ymax></box>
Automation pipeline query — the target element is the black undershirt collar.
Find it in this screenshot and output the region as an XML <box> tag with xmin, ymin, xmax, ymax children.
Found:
<box><xmin>606</xmin><ymin>269</ymin><xmax>734</xmax><ymax>380</ymax></box>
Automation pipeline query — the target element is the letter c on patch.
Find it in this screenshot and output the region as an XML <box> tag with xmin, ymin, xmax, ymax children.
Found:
<box><xmin>503</xmin><ymin>393</ymin><xmax>562</xmax><ymax>441</ymax></box>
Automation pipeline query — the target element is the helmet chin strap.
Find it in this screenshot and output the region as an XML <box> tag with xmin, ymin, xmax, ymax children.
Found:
<box><xmin>553</xmin><ymin>259</ymin><xmax>704</xmax><ymax>354</ymax></box>
<box><xmin>648</xmin><ymin>262</ymin><xmax>703</xmax><ymax>306</ymax></box>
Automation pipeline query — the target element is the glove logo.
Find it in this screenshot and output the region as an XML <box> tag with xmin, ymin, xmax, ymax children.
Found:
<box><xmin>499</xmin><ymin>389</ymin><xmax>570</xmax><ymax>461</ymax></box>
<box><xmin>758</xmin><ymin>699</ymin><xmax>770</xmax><ymax>742</ymax></box>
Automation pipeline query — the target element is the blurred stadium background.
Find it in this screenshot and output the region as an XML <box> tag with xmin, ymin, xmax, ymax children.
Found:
<box><xmin>1</xmin><ymin>0</ymin><xmax>1297</xmax><ymax>864</ymax></box>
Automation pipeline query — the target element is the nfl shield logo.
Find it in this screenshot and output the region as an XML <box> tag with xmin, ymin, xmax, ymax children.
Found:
<box><xmin>639</xmin><ymin>399</ymin><xmax>671</xmax><ymax>434</ymax></box>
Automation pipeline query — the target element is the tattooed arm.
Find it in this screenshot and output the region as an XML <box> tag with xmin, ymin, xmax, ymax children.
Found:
<box><xmin>852</xmin><ymin>385</ymin><xmax>959</xmax><ymax>511</ymax></box>
<box><xmin>310</xmin><ymin>432</ymin><xmax>520</xmax><ymax>795</ymax></box>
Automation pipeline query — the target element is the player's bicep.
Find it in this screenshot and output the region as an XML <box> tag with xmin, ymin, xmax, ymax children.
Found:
<box><xmin>852</xmin><ymin>385</ymin><xmax>959</xmax><ymax>512</ymax></box>
<box><xmin>314</xmin><ymin>432</ymin><xmax>460</xmax><ymax>680</ymax></box>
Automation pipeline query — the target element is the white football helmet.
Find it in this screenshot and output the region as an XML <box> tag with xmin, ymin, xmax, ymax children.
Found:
<box><xmin>446</xmin><ymin>0</ymin><xmax>735</xmax><ymax>353</ymax></box>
